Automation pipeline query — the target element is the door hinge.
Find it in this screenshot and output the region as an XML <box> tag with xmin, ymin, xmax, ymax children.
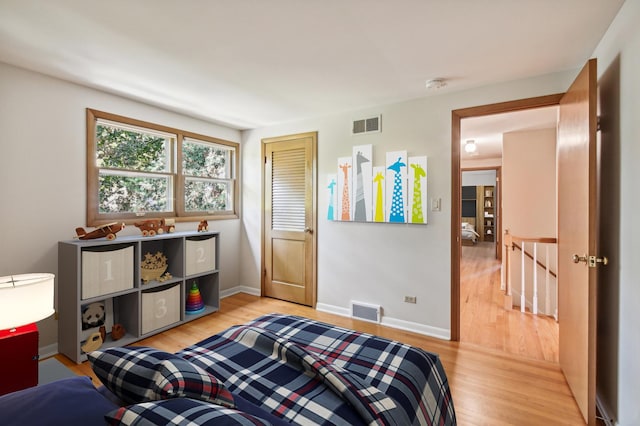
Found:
<box><xmin>597</xmin><ymin>116</ymin><xmax>601</xmax><ymax>132</ymax></box>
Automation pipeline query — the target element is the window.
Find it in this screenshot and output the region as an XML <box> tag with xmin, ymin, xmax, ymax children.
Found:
<box><xmin>87</xmin><ymin>109</ymin><xmax>239</xmax><ymax>226</ymax></box>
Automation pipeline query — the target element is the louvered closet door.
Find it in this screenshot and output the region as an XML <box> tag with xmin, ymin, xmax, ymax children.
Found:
<box><xmin>263</xmin><ymin>133</ymin><xmax>317</xmax><ymax>306</ymax></box>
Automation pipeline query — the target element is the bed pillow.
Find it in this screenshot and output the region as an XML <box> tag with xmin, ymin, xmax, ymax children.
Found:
<box><xmin>88</xmin><ymin>346</ymin><xmax>234</xmax><ymax>407</ymax></box>
<box><xmin>0</xmin><ymin>376</ymin><xmax>118</xmax><ymax>426</ymax></box>
<box><xmin>105</xmin><ymin>398</ymin><xmax>272</xmax><ymax>426</ymax></box>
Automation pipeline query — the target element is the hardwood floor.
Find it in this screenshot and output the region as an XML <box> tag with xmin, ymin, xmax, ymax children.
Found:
<box><xmin>56</xmin><ymin>292</ymin><xmax>584</xmax><ymax>425</ymax></box>
<box><xmin>461</xmin><ymin>242</ymin><xmax>559</xmax><ymax>363</ymax></box>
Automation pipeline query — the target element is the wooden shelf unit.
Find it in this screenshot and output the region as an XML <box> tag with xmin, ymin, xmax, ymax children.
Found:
<box><xmin>482</xmin><ymin>186</ymin><xmax>495</xmax><ymax>242</ymax></box>
<box><xmin>58</xmin><ymin>231</ymin><xmax>220</xmax><ymax>363</ymax></box>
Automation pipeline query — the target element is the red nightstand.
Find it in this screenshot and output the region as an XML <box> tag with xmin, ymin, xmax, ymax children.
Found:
<box><xmin>0</xmin><ymin>323</ymin><xmax>38</xmax><ymax>395</ymax></box>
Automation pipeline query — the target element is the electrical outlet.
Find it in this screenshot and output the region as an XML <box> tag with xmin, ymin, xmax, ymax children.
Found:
<box><xmin>404</xmin><ymin>296</ymin><xmax>417</xmax><ymax>304</ymax></box>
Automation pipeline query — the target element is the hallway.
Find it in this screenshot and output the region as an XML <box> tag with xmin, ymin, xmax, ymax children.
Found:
<box><xmin>460</xmin><ymin>242</ymin><xmax>559</xmax><ymax>362</ymax></box>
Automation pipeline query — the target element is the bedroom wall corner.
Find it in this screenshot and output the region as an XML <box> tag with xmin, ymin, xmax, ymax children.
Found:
<box><xmin>0</xmin><ymin>62</ymin><xmax>243</xmax><ymax>353</ymax></box>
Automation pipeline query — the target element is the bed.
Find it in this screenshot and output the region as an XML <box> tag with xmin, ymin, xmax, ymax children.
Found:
<box><xmin>461</xmin><ymin>218</ymin><xmax>480</xmax><ymax>246</ymax></box>
<box><xmin>0</xmin><ymin>314</ymin><xmax>456</xmax><ymax>425</ymax></box>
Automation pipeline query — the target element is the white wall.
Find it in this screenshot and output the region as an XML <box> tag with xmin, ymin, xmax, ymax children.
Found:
<box><xmin>591</xmin><ymin>1</ymin><xmax>640</xmax><ymax>424</ymax></box>
<box><xmin>503</xmin><ymin>128</ymin><xmax>557</xmax><ymax>238</ymax></box>
<box><xmin>241</xmin><ymin>71</ymin><xmax>576</xmax><ymax>338</ymax></box>
<box><xmin>0</xmin><ymin>62</ymin><xmax>242</xmax><ymax>351</ymax></box>
<box><xmin>462</xmin><ymin>170</ymin><xmax>497</xmax><ymax>187</ymax></box>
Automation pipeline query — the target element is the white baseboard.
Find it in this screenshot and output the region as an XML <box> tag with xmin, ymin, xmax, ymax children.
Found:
<box><xmin>316</xmin><ymin>302</ymin><xmax>451</xmax><ymax>340</ymax></box>
<box><xmin>382</xmin><ymin>316</ymin><xmax>450</xmax><ymax>340</ymax></box>
<box><xmin>220</xmin><ymin>285</ymin><xmax>261</xmax><ymax>299</ymax></box>
<box><xmin>316</xmin><ymin>302</ymin><xmax>350</xmax><ymax>317</ymax></box>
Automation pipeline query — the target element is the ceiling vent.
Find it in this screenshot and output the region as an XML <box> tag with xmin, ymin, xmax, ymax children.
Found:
<box><xmin>352</xmin><ymin>115</ymin><xmax>381</xmax><ymax>135</ymax></box>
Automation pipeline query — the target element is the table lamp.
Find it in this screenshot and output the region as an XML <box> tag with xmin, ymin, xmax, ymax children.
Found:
<box><xmin>0</xmin><ymin>273</ymin><xmax>55</xmax><ymax>330</ymax></box>
<box><xmin>0</xmin><ymin>273</ymin><xmax>55</xmax><ymax>395</ymax></box>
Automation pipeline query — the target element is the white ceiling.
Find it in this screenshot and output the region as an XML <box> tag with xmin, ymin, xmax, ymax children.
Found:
<box><xmin>0</xmin><ymin>1</ymin><xmax>624</xmax><ymax>130</ymax></box>
<box><xmin>460</xmin><ymin>106</ymin><xmax>559</xmax><ymax>160</ymax></box>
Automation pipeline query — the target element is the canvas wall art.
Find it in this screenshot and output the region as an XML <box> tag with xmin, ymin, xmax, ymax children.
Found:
<box><xmin>330</xmin><ymin>146</ymin><xmax>427</xmax><ymax>224</ymax></box>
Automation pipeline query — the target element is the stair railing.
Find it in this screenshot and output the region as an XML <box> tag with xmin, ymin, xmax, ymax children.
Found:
<box><xmin>503</xmin><ymin>229</ymin><xmax>557</xmax><ymax>317</ymax></box>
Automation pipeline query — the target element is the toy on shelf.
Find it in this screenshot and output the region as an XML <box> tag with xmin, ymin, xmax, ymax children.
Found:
<box><xmin>185</xmin><ymin>282</ymin><xmax>205</xmax><ymax>314</ymax></box>
<box><xmin>197</xmin><ymin>220</ymin><xmax>208</xmax><ymax>232</ymax></box>
<box><xmin>75</xmin><ymin>222</ymin><xmax>125</xmax><ymax>241</ymax></box>
<box><xmin>134</xmin><ymin>218</ymin><xmax>175</xmax><ymax>237</ymax></box>
<box><xmin>111</xmin><ymin>324</ymin><xmax>126</xmax><ymax>340</ymax></box>
<box><xmin>80</xmin><ymin>332</ymin><xmax>103</xmax><ymax>353</ymax></box>
<box><xmin>140</xmin><ymin>251</ymin><xmax>169</xmax><ymax>283</ymax></box>
<box><xmin>81</xmin><ymin>302</ymin><xmax>105</xmax><ymax>330</ymax></box>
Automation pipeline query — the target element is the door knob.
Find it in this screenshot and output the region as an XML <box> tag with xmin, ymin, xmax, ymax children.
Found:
<box><xmin>573</xmin><ymin>254</ymin><xmax>608</xmax><ymax>267</ymax></box>
<box><xmin>572</xmin><ymin>254</ymin><xmax>588</xmax><ymax>264</ymax></box>
<box><xmin>304</xmin><ymin>227</ymin><xmax>313</xmax><ymax>234</ymax></box>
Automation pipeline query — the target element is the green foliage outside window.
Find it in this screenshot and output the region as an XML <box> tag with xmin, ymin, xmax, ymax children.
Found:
<box><xmin>96</xmin><ymin>124</ymin><xmax>172</xmax><ymax>214</ymax></box>
<box><xmin>98</xmin><ymin>174</ymin><xmax>170</xmax><ymax>213</ymax></box>
<box><xmin>182</xmin><ymin>139</ymin><xmax>232</xmax><ymax>212</ymax></box>
<box><xmin>97</xmin><ymin>124</ymin><xmax>168</xmax><ymax>171</ymax></box>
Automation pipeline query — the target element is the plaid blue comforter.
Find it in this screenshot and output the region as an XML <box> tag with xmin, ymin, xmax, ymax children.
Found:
<box><xmin>178</xmin><ymin>314</ymin><xmax>456</xmax><ymax>425</ymax></box>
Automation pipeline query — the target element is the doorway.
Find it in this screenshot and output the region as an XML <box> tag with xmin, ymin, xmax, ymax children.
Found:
<box><xmin>461</xmin><ymin>168</ymin><xmax>500</xmax><ymax>260</ymax></box>
<box><xmin>451</xmin><ymin>94</ymin><xmax>561</xmax><ymax>356</ymax></box>
<box><xmin>452</xmin><ymin>61</ymin><xmax>600</xmax><ymax>424</ymax></box>
<box><xmin>460</xmin><ymin>123</ymin><xmax>559</xmax><ymax>361</ymax></box>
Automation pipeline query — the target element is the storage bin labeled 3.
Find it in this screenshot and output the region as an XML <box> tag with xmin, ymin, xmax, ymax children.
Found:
<box><xmin>141</xmin><ymin>284</ymin><xmax>180</xmax><ymax>334</ymax></box>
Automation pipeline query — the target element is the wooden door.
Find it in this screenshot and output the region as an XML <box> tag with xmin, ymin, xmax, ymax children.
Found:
<box><xmin>557</xmin><ymin>59</ymin><xmax>601</xmax><ymax>425</ymax></box>
<box><xmin>262</xmin><ymin>132</ymin><xmax>317</xmax><ymax>306</ymax></box>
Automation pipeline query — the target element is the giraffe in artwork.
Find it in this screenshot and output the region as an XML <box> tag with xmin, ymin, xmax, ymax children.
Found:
<box><xmin>387</xmin><ymin>157</ymin><xmax>406</xmax><ymax>223</ymax></box>
<box><xmin>373</xmin><ymin>172</ymin><xmax>384</xmax><ymax>222</ymax></box>
<box><xmin>410</xmin><ymin>163</ymin><xmax>426</xmax><ymax>223</ymax></box>
<box><xmin>327</xmin><ymin>178</ymin><xmax>336</xmax><ymax>220</ymax></box>
<box><xmin>339</xmin><ymin>162</ymin><xmax>351</xmax><ymax>220</ymax></box>
<box><xmin>354</xmin><ymin>151</ymin><xmax>370</xmax><ymax>221</ymax></box>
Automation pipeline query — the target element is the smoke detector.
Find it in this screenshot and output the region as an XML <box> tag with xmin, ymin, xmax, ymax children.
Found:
<box><xmin>425</xmin><ymin>78</ymin><xmax>447</xmax><ymax>90</ymax></box>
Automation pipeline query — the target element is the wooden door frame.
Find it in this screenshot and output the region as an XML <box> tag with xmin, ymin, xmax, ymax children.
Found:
<box><xmin>451</xmin><ymin>94</ymin><xmax>563</xmax><ymax>341</ymax></box>
<box><xmin>261</xmin><ymin>131</ymin><xmax>318</xmax><ymax>306</ymax></box>
<box><xmin>460</xmin><ymin>166</ymin><xmax>502</xmax><ymax>260</ymax></box>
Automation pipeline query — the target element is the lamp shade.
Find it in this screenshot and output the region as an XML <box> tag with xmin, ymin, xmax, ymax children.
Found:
<box><xmin>0</xmin><ymin>273</ymin><xmax>55</xmax><ymax>330</ymax></box>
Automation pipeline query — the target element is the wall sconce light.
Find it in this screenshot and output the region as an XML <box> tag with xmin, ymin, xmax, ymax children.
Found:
<box><xmin>464</xmin><ymin>140</ymin><xmax>477</xmax><ymax>153</ymax></box>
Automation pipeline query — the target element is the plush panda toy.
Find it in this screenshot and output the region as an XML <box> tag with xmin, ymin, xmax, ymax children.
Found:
<box><xmin>82</xmin><ymin>302</ymin><xmax>105</xmax><ymax>330</ymax></box>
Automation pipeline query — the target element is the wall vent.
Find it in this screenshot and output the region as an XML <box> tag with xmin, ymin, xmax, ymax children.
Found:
<box><xmin>352</xmin><ymin>115</ymin><xmax>381</xmax><ymax>135</ymax></box>
<box><xmin>351</xmin><ymin>301</ymin><xmax>381</xmax><ymax>323</ymax></box>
